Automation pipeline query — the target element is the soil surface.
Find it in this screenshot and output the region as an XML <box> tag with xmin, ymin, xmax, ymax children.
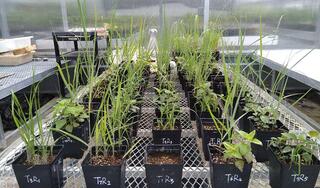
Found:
<box><xmin>153</xmin><ymin>124</ymin><xmax>180</xmax><ymax>130</ymax></box>
<box><xmin>253</xmin><ymin>125</ymin><xmax>285</xmax><ymax>132</ymax></box>
<box><xmin>203</xmin><ymin>125</ymin><xmax>216</xmax><ymax>130</ymax></box>
<box><xmin>211</xmin><ymin>153</ymin><xmax>235</xmax><ymax>164</ymax></box>
<box><xmin>90</xmin><ymin>154</ymin><xmax>123</xmax><ymax>166</ymax></box>
<box><xmin>24</xmin><ymin>154</ymin><xmax>56</xmax><ymax>166</ymax></box>
<box><xmin>147</xmin><ymin>152</ymin><xmax>181</xmax><ymax>165</ymax></box>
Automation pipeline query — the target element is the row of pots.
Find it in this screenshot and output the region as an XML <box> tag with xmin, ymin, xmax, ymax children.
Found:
<box><xmin>10</xmin><ymin>66</ymin><xmax>150</xmax><ymax>188</ymax></box>
<box><xmin>177</xmin><ymin>67</ymin><xmax>320</xmax><ymax>188</ymax></box>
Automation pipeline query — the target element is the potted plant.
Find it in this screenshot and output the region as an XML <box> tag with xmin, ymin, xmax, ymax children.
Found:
<box><xmin>145</xmin><ymin>144</ymin><xmax>183</xmax><ymax>188</ymax></box>
<box><xmin>52</xmin><ymin>98</ymin><xmax>89</xmax><ymax>158</ymax></box>
<box><xmin>193</xmin><ymin>81</ymin><xmax>221</xmax><ymax>137</ymax></box>
<box><xmin>11</xmin><ymin>86</ymin><xmax>64</xmax><ymax>188</ymax></box>
<box><xmin>268</xmin><ymin>130</ymin><xmax>320</xmax><ymax>188</ymax></box>
<box><xmin>153</xmin><ymin>88</ymin><xmax>182</xmax><ymax>145</ymax></box>
<box><xmin>81</xmin><ymin>83</ymin><xmax>134</xmax><ymax>188</ymax></box>
<box><xmin>208</xmin><ymin>130</ymin><xmax>262</xmax><ymax>188</ymax></box>
<box><xmin>245</xmin><ymin>103</ymin><xmax>288</xmax><ymax>162</ymax></box>
<box><xmin>201</xmin><ymin>118</ymin><xmax>226</xmax><ymax>161</ymax></box>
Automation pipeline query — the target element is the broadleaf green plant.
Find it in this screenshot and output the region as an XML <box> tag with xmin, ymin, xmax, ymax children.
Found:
<box><xmin>53</xmin><ymin>99</ymin><xmax>89</xmax><ymax>133</ymax></box>
<box><xmin>222</xmin><ymin>130</ymin><xmax>262</xmax><ymax>171</ymax></box>
<box><xmin>154</xmin><ymin>88</ymin><xmax>181</xmax><ymax>130</ymax></box>
<box><xmin>269</xmin><ymin>130</ymin><xmax>320</xmax><ymax>173</ymax></box>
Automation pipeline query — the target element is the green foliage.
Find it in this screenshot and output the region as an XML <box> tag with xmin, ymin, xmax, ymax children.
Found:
<box><xmin>194</xmin><ymin>81</ymin><xmax>220</xmax><ymax>112</ymax></box>
<box><xmin>269</xmin><ymin>130</ymin><xmax>320</xmax><ymax>172</ymax></box>
<box><xmin>53</xmin><ymin>99</ymin><xmax>89</xmax><ymax>133</ymax></box>
<box><xmin>245</xmin><ymin>103</ymin><xmax>279</xmax><ymax>129</ymax></box>
<box><xmin>154</xmin><ymin>88</ymin><xmax>181</xmax><ymax>130</ymax></box>
<box><xmin>222</xmin><ymin>130</ymin><xmax>262</xmax><ymax>171</ymax></box>
<box><xmin>11</xmin><ymin>84</ymin><xmax>52</xmax><ymax>165</ymax></box>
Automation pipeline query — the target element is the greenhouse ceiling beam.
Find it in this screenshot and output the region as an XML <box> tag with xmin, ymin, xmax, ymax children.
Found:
<box><xmin>60</xmin><ymin>0</ymin><xmax>69</xmax><ymax>31</ymax></box>
<box><xmin>203</xmin><ymin>0</ymin><xmax>209</xmax><ymax>31</ymax></box>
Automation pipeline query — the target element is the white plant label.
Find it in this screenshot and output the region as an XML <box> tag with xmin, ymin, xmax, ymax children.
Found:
<box><xmin>156</xmin><ymin>175</ymin><xmax>174</xmax><ymax>184</ymax></box>
<box><xmin>209</xmin><ymin>137</ymin><xmax>221</xmax><ymax>145</ymax></box>
<box><xmin>225</xmin><ymin>174</ymin><xmax>242</xmax><ymax>183</ymax></box>
<box><xmin>62</xmin><ymin>137</ymin><xmax>73</xmax><ymax>143</ymax></box>
<box><xmin>93</xmin><ymin>177</ymin><xmax>111</xmax><ymax>185</ymax></box>
<box><xmin>161</xmin><ymin>138</ymin><xmax>173</xmax><ymax>144</ymax></box>
<box><xmin>24</xmin><ymin>175</ymin><xmax>40</xmax><ymax>184</ymax></box>
<box><xmin>292</xmin><ymin>174</ymin><xmax>308</xmax><ymax>182</ymax></box>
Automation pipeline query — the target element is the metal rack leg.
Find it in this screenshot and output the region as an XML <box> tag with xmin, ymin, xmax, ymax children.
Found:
<box><xmin>0</xmin><ymin>114</ymin><xmax>6</xmax><ymax>149</ymax></box>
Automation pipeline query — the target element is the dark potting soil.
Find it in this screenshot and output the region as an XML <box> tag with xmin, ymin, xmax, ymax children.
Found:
<box><xmin>147</xmin><ymin>153</ymin><xmax>181</xmax><ymax>165</ymax></box>
<box><xmin>153</xmin><ymin>124</ymin><xmax>180</xmax><ymax>131</ymax></box>
<box><xmin>211</xmin><ymin>154</ymin><xmax>237</xmax><ymax>165</ymax></box>
<box><xmin>203</xmin><ymin>125</ymin><xmax>216</xmax><ymax>131</ymax></box>
<box><xmin>23</xmin><ymin>154</ymin><xmax>56</xmax><ymax>166</ymax></box>
<box><xmin>90</xmin><ymin>154</ymin><xmax>123</xmax><ymax>166</ymax></box>
<box><xmin>253</xmin><ymin>125</ymin><xmax>285</xmax><ymax>132</ymax></box>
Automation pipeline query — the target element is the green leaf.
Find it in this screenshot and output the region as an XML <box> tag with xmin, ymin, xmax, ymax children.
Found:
<box><xmin>308</xmin><ymin>131</ymin><xmax>319</xmax><ymax>138</ymax></box>
<box><xmin>244</xmin><ymin>152</ymin><xmax>253</xmax><ymax>163</ymax></box>
<box><xmin>65</xmin><ymin>124</ymin><xmax>73</xmax><ymax>133</ymax></box>
<box><xmin>235</xmin><ymin>160</ymin><xmax>245</xmax><ymax>172</ymax></box>
<box><xmin>55</xmin><ymin>119</ymin><xmax>66</xmax><ymax>129</ymax></box>
<box><xmin>239</xmin><ymin>143</ymin><xmax>250</xmax><ymax>156</ymax></box>
<box><xmin>281</xmin><ymin>146</ymin><xmax>292</xmax><ymax>154</ymax></box>
<box><xmin>252</xmin><ymin>138</ymin><xmax>262</xmax><ymax>146</ymax></box>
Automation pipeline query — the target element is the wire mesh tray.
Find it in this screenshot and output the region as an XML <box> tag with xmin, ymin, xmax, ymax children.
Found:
<box><xmin>0</xmin><ymin>76</ymin><xmax>319</xmax><ymax>188</ymax></box>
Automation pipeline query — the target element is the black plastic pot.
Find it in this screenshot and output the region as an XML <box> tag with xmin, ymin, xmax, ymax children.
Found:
<box><xmin>234</xmin><ymin>99</ymin><xmax>251</xmax><ymax>133</ymax></box>
<box><xmin>154</xmin><ymin>108</ymin><xmax>180</xmax><ymax>119</ymax></box>
<box><xmin>237</xmin><ymin>109</ymin><xmax>251</xmax><ymax>133</ymax></box>
<box><xmin>178</xmin><ymin>71</ymin><xmax>186</xmax><ymax>86</ymax></box>
<box><xmin>208</xmin><ymin>145</ymin><xmax>252</xmax><ymax>188</ymax></box>
<box><xmin>187</xmin><ymin>91</ymin><xmax>197</xmax><ymax>121</ymax></box>
<box><xmin>12</xmin><ymin>146</ymin><xmax>64</xmax><ymax>188</ymax></box>
<box><xmin>212</xmin><ymin>50</ymin><xmax>221</xmax><ymax>62</ymax></box>
<box><xmin>196</xmin><ymin>108</ymin><xmax>222</xmax><ymax>138</ymax></box>
<box><xmin>81</xmin><ymin>100</ymin><xmax>102</xmax><ymax>111</ymax></box>
<box><xmin>52</xmin><ymin>120</ymin><xmax>89</xmax><ymax>159</ymax></box>
<box><xmin>82</xmin><ymin>146</ymin><xmax>127</xmax><ymax>188</ymax></box>
<box><xmin>184</xmin><ymin>82</ymin><xmax>194</xmax><ymax>97</ymax></box>
<box><xmin>268</xmin><ymin>147</ymin><xmax>320</xmax><ymax>188</ymax></box>
<box><xmin>250</xmin><ymin>120</ymin><xmax>288</xmax><ymax>162</ymax></box>
<box><xmin>200</xmin><ymin>118</ymin><xmax>225</xmax><ymax>161</ymax></box>
<box><xmin>128</xmin><ymin>109</ymin><xmax>141</xmax><ymax>137</ymax></box>
<box><xmin>145</xmin><ymin>144</ymin><xmax>183</xmax><ymax>188</ymax></box>
<box><xmin>152</xmin><ymin>119</ymin><xmax>181</xmax><ymax>144</ymax></box>
<box><xmin>210</xmin><ymin>74</ymin><xmax>224</xmax><ymax>83</ymax></box>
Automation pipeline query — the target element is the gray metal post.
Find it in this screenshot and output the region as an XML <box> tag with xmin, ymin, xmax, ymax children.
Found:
<box><xmin>0</xmin><ymin>115</ymin><xmax>6</xmax><ymax>148</ymax></box>
<box><xmin>159</xmin><ymin>0</ymin><xmax>164</xmax><ymax>33</ymax></box>
<box><xmin>204</xmin><ymin>0</ymin><xmax>210</xmax><ymax>31</ymax></box>
<box><xmin>0</xmin><ymin>0</ymin><xmax>10</xmax><ymax>38</ymax></box>
<box><xmin>60</xmin><ymin>0</ymin><xmax>69</xmax><ymax>31</ymax></box>
<box><xmin>316</xmin><ymin>2</ymin><xmax>320</xmax><ymax>47</ymax></box>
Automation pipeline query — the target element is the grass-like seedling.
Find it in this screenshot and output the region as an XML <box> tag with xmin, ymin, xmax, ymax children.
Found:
<box><xmin>11</xmin><ymin>84</ymin><xmax>52</xmax><ymax>165</ymax></box>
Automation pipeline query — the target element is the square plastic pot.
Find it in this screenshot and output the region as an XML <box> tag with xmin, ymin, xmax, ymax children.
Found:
<box><xmin>200</xmin><ymin>118</ymin><xmax>225</xmax><ymax>161</ymax></box>
<box><xmin>250</xmin><ymin>120</ymin><xmax>288</xmax><ymax>162</ymax></box>
<box><xmin>152</xmin><ymin>119</ymin><xmax>181</xmax><ymax>145</ymax></box>
<box><xmin>12</xmin><ymin>146</ymin><xmax>64</xmax><ymax>188</ymax></box>
<box><xmin>268</xmin><ymin>146</ymin><xmax>320</xmax><ymax>188</ymax></box>
<box><xmin>208</xmin><ymin>145</ymin><xmax>252</xmax><ymax>188</ymax></box>
<box><xmin>52</xmin><ymin>120</ymin><xmax>89</xmax><ymax>159</ymax></box>
<box><xmin>82</xmin><ymin>146</ymin><xmax>127</xmax><ymax>188</ymax></box>
<box><xmin>145</xmin><ymin>144</ymin><xmax>183</xmax><ymax>188</ymax></box>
